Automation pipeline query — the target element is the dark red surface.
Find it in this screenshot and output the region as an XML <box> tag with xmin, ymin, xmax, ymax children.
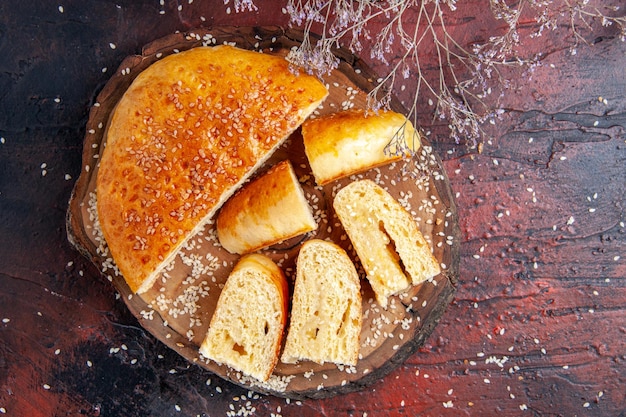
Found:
<box><xmin>1</xmin><ymin>1</ymin><xmax>625</xmax><ymax>416</ymax></box>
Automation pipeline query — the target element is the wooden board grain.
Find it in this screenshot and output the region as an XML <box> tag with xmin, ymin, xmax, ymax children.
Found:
<box><xmin>66</xmin><ymin>26</ymin><xmax>460</xmax><ymax>399</ymax></box>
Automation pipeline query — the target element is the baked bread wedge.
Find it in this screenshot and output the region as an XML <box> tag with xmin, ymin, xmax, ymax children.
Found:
<box><xmin>281</xmin><ymin>239</ymin><xmax>362</xmax><ymax>366</ymax></box>
<box><xmin>302</xmin><ymin>109</ymin><xmax>419</xmax><ymax>185</ymax></box>
<box><xmin>216</xmin><ymin>160</ymin><xmax>317</xmax><ymax>254</ymax></box>
<box><xmin>96</xmin><ymin>45</ymin><xmax>328</xmax><ymax>293</ymax></box>
<box><xmin>333</xmin><ymin>180</ymin><xmax>440</xmax><ymax>308</ymax></box>
<box><xmin>199</xmin><ymin>254</ymin><xmax>288</xmax><ymax>382</ymax></box>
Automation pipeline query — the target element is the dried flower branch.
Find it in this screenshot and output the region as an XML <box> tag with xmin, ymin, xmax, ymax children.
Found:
<box><xmin>230</xmin><ymin>0</ymin><xmax>625</xmax><ymax>147</ymax></box>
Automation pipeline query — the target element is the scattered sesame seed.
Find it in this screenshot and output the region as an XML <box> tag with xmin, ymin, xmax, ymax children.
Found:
<box><xmin>43</xmin><ymin>384</ymin><xmax>51</xmax><ymax>390</ymax></box>
<box><xmin>109</xmin><ymin>42</ymin><xmax>116</xmax><ymax>49</ymax></box>
<box><xmin>58</xmin><ymin>5</ymin><xmax>64</xmax><ymax>13</ymax></box>
<box><xmin>1</xmin><ymin>318</ymin><xmax>9</xmax><ymax>324</ymax></box>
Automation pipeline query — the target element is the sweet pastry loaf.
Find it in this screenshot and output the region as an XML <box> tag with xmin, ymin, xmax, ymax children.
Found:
<box><xmin>199</xmin><ymin>254</ymin><xmax>288</xmax><ymax>382</ymax></box>
<box><xmin>216</xmin><ymin>160</ymin><xmax>317</xmax><ymax>254</ymax></box>
<box><xmin>281</xmin><ymin>239</ymin><xmax>362</xmax><ymax>366</ymax></box>
<box><xmin>96</xmin><ymin>45</ymin><xmax>328</xmax><ymax>293</ymax></box>
<box><xmin>302</xmin><ymin>109</ymin><xmax>420</xmax><ymax>185</ymax></box>
<box><xmin>333</xmin><ymin>180</ymin><xmax>440</xmax><ymax>308</ymax></box>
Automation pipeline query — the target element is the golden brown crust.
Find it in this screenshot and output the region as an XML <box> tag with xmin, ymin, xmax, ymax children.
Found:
<box><xmin>216</xmin><ymin>160</ymin><xmax>317</xmax><ymax>254</ymax></box>
<box><xmin>96</xmin><ymin>45</ymin><xmax>328</xmax><ymax>293</ymax></box>
<box><xmin>302</xmin><ymin>109</ymin><xmax>420</xmax><ymax>185</ymax></box>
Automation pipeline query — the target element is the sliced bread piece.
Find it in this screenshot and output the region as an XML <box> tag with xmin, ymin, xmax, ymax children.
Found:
<box><xmin>199</xmin><ymin>254</ymin><xmax>288</xmax><ymax>381</ymax></box>
<box><xmin>333</xmin><ymin>180</ymin><xmax>440</xmax><ymax>308</ymax></box>
<box><xmin>216</xmin><ymin>160</ymin><xmax>317</xmax><ymax>254</ymax></box>
<box><xmin>281</xmin><ymin>239</ymin><xmax>362</xmax><ymax>366</ymax></box>
<box><xmin>302</xmin><ymin>109</ymin><xmax>420</xmax><ymax>185</ymax></box>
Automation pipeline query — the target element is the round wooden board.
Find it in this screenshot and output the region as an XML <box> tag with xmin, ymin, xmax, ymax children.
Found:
<box><xmin>66</xmin><ymin>26</ymin><xmax>460</xmax><ymax>399</ymax></box>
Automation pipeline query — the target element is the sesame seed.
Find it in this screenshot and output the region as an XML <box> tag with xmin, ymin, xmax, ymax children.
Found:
<box><xmin>109</xmin><ymin>42</ymin><xmax>116</xmax><ymax>49</ymax></box>
<box><xmin>58</xmin><ymin>5</ymin><xmax>64</xmax><ymax>13</ymax></box>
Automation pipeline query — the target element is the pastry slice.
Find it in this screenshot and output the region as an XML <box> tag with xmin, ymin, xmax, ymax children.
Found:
<box><xmin>216</xmin><ymin>160</ymin><xmax>317</xmax><ymax>254</ymax></box>
<box><xmin>333</xmin><ymin>180</ymin><xmax>440</xmax><ymax>308</ymax></box>
<box><xmin>302</xmin><ymin>109</ymin><xmax>419</xmax><ymax>185</ymax></box>
<box><xmin>281</xmin><ymin>239</ymin><xmax>362</xmax><ymax>366</ymax></box>
<box><xmin>96</xmin><ymin>45</ymin><xmax>328</xmax><ymax>293</ymax></box>
<box><xmin>199</xmin><ymin>254</ymin><xmax>288</xmax><ymax>382</ymax></box>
